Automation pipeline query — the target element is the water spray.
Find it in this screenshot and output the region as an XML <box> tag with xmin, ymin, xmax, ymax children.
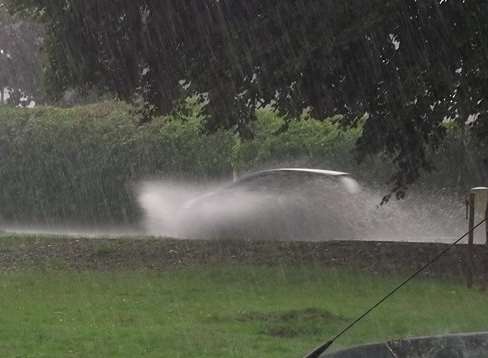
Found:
<box><xmin>137</xmin><ymin>168</ymin><xmax>362</xmax><ymax>240</ymax></box>
<box><xmin>304</xmin><ymin>217</ymin><xmax>488</xmax><ymax>358</ymax></box>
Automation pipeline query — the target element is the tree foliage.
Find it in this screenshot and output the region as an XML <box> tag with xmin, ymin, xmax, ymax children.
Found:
<box><xmin>7</xmin><ymin>0</ymin><xmax>488</xmax><ymax>194</ymax></box>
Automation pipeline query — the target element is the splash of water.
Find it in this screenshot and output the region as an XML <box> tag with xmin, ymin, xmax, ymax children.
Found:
<box><xmin>136</xmin><ymin>178</ymin><xmax>468</xmax><ymax>242</ymax></box>
<box><xmin>0</xmin><ymin>175</ymin><xmax>469</xmax><ymax>243</ymax></box>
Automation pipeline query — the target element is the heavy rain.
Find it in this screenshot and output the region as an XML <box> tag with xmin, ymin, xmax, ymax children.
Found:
<box><xmin>0</xmin><ymin>1</ymin><xmax>487</xmax><ymax>357</ymax></box>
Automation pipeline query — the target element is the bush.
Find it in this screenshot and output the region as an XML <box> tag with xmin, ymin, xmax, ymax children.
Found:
<box><xmin>0</xmin><ymin>101</ymin><xmax>234</xmax><ymax>225</ymax></box>
<box><xmin>234</xmin><ymin>110</ymin><xmax>360</xmax><ymax>172</ymax></box>
<box><xmin>0</xmin><ymin>101</ymin><xmax>482</xmax><ymax>225</ymax></box>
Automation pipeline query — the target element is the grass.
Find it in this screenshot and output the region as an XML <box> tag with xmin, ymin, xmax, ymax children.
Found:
<box><xmin>0</xmin><ymin>264</ymin><xmax>487</xmax><ymax>357</ymax></box>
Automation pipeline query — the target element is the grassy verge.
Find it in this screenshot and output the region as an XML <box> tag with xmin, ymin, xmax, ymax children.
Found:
<box><xmin>0</xmin><ymin>264</ymin><xmax>487</xmax><ymax>357</ymax></box>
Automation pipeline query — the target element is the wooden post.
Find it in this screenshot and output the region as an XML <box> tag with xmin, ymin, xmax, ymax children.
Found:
<box><xmin>484</xmin><ymin>202</ymin><xmax>488</xmax><ymax>290</ymax></box>
<box><xmin>485</xmin><ymin>201</ymin><xmax>488</xmax><ymax>246</ymax></box>
<box><xmin>467</xmin><ymin>192</ymin><xmax>475</xmax><ymax>288</ymax></box>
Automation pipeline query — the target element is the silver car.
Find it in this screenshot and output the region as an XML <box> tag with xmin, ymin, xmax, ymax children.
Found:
<box><xmin>171</xmin><ymin>168</ymin><xmax>360</xmax><ymax>240</ymax></box>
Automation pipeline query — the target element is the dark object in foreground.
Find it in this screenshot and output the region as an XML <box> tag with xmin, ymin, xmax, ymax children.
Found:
<box><xmin>321</xmin><ymin>332</ymin><xmax>488</xmax><ymax>358</ymax></box>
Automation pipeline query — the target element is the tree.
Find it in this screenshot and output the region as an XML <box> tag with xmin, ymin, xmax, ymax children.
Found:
<box><xmin>0</xmin><ymin>3</ymin><xmax>44</xmax><ymax>105</ymax></box>
<box><xmin>7</xmin><ymin>0</ymin><xmax>488</xmax><ymax>195</ymax></box>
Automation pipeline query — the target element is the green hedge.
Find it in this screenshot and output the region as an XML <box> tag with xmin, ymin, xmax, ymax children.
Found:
<box><xmin>0</xmin><ymin>101</ymin><xmax>482</xmax><ymax>225</ymax></box>
<box><xmin>0</xmin><ymin>102</ymin><xmax>234</xmax><ymax>224</ymax></box>
<box><xmin>0</xmin><ymin>102</ymin><xmax>365</xmax><ymax>224</ymax></box>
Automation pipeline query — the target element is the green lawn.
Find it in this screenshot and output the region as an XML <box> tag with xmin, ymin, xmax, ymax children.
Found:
<box><xmin>0</xmin><ymin>265</ymin><xmax>487</xmax><ymax>357</ymax></box>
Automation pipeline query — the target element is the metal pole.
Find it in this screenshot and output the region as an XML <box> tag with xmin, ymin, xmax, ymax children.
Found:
<box><xmin>232</xmin><ymin>167</ymin><xmax>239</xmax><ymax>182</ymax></box>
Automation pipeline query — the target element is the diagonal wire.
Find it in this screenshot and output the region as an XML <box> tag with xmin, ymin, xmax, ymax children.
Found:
<box><xmin>304</xmin><ymin>217</ymin><xmax>487</xmax><ymax>358</ymax></box>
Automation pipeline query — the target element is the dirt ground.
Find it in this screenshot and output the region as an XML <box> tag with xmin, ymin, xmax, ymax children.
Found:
<box><xmin>0</xmin><ymin>235</ymin><xmax>487</xmax><ymax>283</ymax></box>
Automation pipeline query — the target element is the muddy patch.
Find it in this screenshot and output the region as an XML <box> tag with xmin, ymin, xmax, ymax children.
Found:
<box><xmin>235</xmin><ymin>308</ymin><xmax>348</xmax><ymax>338</ymax></box>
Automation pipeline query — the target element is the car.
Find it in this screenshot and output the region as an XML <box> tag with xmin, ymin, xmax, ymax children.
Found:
<box><xmin>141</xmin><ymin>168</ymin><xmax>361</xmax><ymax>240</ymax></box>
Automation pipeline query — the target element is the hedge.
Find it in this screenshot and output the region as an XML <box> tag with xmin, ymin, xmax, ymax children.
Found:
<box><xmin>0</xmin><ymin>102</ymin><xmax>234</xmax><ymax>224</ymax></box>
<box><xmin>0</xmin><ymin>101</ymin><xmax>483</xmax><ymax>225</ymax></box>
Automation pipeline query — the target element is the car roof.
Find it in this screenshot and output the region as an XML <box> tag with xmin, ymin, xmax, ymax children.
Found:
<box><xmin>234</xmin><ymin>168</ymin><xmax>350</xmax><ymax>185</ymax></box>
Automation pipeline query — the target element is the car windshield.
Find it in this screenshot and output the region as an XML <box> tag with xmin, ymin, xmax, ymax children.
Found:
<box><xmin>1</xmin><ymin>1</ymin><xmax>487</xmax><ymax>357</ymax></box>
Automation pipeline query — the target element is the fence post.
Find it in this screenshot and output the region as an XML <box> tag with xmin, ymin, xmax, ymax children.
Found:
<box><xmin>485</xmin><ymin>201</ymin><xmax>488</xmax><ymax>246</ymax></box>
<box><xmin>467</xmin><ymin>192</ymin><xmax>475</xmax><ymax>288</ymax></box>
